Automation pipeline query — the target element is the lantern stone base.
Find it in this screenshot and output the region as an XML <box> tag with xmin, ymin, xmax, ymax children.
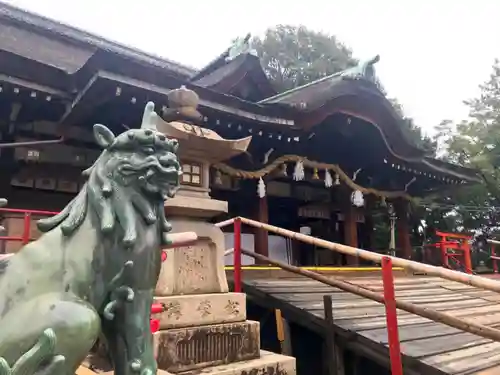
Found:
<box><xmin>173</xmin><ymin>351</ymin><xmax>296</xmax><ymax>375</ymax></box>
<box><xmin>156</xmin><ymin>217</ymin><xmax>229</xmax><ymax>296</ymax></box>
<box><xmin>153</xmin><ymin>320</ymin><xmax>260</xmax><ymax>373</ymax></box>
<box><xmin>154</xmin><ymin>292</ymin><xmax>246</xmax><ymax>329</ymax></box>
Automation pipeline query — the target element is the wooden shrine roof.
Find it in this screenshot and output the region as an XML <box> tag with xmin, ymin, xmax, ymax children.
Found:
<box><xmin>0</xmin><ymin>1</ymin><xmax>194</xmax><ymax>78</ymax></box>
<box><xmin>0</xmin><ymin>1</ymin><xmax>481</xmax><ymax>184</ymax></box>
<box><xmin>192</xmin><ymin>53</ymin><xmax>276</xmax><ymax>101</ymax></box>
<box><xmin>259</xmin><ymin>57</ymin><xmax>425</xmax><ymax>162</ymax></box>
<box><xmin>243</xmin><ymin>275</ymin><xmax>500</xmax><ymax>375</ymax></box>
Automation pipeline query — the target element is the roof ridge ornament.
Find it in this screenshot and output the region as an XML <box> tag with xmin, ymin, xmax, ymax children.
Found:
<box><xmin>341</xmin><ymin>55</ymin><xmax>380</xmax><ymax>82</ymax></box>
<box><xmin>225</xmin><ymin>33</ymin><xmax>258</xmax><ymax>62</ymax></box>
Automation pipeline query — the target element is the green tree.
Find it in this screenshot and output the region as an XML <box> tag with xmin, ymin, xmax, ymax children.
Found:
<box><xmin>433</xmin><ymin>59</ymin><xmax>500</xmax><ymax>233</ymax></box>
<box><xmin>251</xmin><ymin>25</ymin><xmax>357</xmax><ymax>92</ymax></box>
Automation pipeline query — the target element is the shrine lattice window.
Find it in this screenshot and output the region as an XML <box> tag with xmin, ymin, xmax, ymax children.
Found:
<box><xmin>181</xmin><ymin>162</ymin><xmax>202</xmax><ymax>186</ymax></box>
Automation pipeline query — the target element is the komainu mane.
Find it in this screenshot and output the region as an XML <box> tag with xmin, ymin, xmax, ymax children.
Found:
<box><xmin>0</xmin><ymin>102</ymin><xmax>181</xmax><ymax>375</ymax></box>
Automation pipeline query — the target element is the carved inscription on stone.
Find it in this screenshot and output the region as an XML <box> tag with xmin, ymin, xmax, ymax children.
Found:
<box><xmin>166</xmin><ymin>301</ymin><xmax>182</xmax><ymax>320</ymax></box>
<box><xmin>225</xmin><ymin>299</ymin><xmax>240</xmax><ymax>316</ymax></box>
<box><xmin>175</xmin><ymin>241</ymin><xmax>219</xmax><ymax>294</ymax></box>
<box><xmin>197</xmin><ymin>300</ymin><xmax>212</xmax><ymax>317</ymax></box>
<box><xmin>155</xmin><ymin>293</ymin><xmax>246</xmax><ymax>329</ymax></box>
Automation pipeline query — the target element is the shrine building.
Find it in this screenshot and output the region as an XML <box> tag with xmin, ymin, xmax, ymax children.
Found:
<box><xmin>0</xmin><ymin>3</ymin><xmax>480</xmax><ymax>263</ymax></box>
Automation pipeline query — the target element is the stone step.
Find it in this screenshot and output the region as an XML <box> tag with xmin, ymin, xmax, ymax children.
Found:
<box><xmin>154</xmin><ymin>320</ymin><xmax>260</xmax><ymax>373</ymax></box>
<box><xmin>172</xmin><ymin>351</ymin><xmax>296</xmax><ymax>375</ymax></box>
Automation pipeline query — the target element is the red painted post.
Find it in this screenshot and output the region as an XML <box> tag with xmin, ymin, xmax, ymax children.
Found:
<box><xmin>463</xmin><ymin>241</ymin><xmax>473</xmax><ymax>274</ymax></box>
<box><xmin>382</xmin><ymin>256</ymin><xmax>403</xmax><ymax>375</ymax></box>
<box><xmin>233</xmin><ymin>217</ymin><xmax>242</xmax><ymax>293</ymax></box>
<box><xmin>22</xmin><ymin>213</ymin><xmax>31</xmax><ymax>245</ymax></box>
<box><xmin>440</xmin><ymin>241</ymin><xmax>449</xmax><ymax>268</ymax></box>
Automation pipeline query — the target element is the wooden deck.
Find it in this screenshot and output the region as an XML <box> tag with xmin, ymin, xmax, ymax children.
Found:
<box><xmin>243</xmin><ymin>275</ymin><xmax>500</xmax><ymax>375</ymax></box>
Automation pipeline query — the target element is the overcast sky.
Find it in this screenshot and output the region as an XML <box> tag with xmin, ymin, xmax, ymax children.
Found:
<box><xmin>6</xmin><ymin>0</ymin><xmax>500</xmax><ymax>134</ymax></box>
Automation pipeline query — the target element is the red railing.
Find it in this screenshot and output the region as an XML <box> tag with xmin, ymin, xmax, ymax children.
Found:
<box><xmin>217</xmin><ymin>217</ymin><xmax>500</xmax><ymax>375</ymax></box>
<box><xmin>217</xmin><ymin>217</ymin><xmax>403</xmax><ymax>374</ymax></box>
<box><xmin>0</xmin><ymin>207</ymin><xmax>58</xmax><ymax>245</ymax></box>
<box><xmin>488</xmin><ymin>239</ymin><xmax>500</xmax><ymax>274</ymax></box>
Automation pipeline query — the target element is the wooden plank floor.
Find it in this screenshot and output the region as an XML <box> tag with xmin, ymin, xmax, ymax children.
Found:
<box><xmin>243</xmin><ymin>275</ymin><xmax>500</xmax><ymax>375</ymax></box>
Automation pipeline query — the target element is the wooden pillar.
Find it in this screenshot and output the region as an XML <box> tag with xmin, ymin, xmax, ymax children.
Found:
<box><xmin>364</xmin><ymin>197</ymin><xmax>376</xmax><ymax>251</ymax></box>
<box><xmin>254</xmin><ymin>196</ymin><xmax>269</xmax><ymax>262</ymax></box>
<box><xmin>291</xmin><ymin>239</ymin><xmax>301</xmax><ymax>266</ymax></box>
<box><xmin>0</xmin><ymin>102</ymin><xmax>22</xmax><ymax>199</ymax></box>
<box><xmin>323</xmin><ymin>295</ymin><xmax>345</xmax><ymax>375</ymax></box>
<box><xmin>340</xmin><ymin>187</ymin><xmax>359</xmax><ymax>266</ymax></box>
<box><xmin>395</xmin><ymin>200</ymin><xmax>412</xmax><ymax>260</ymax></box>
<box><xmin>275</xmin><ymin>309</ymin><xmax>292</xmax><ymax>356</ymax></box>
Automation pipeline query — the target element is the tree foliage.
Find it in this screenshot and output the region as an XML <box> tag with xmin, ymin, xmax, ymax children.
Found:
<box><xmin>431</xmin><ymin>59</ymin><xmax>500</xmax><ymax>234</ymax></box>
<box><xmin>251</xmin><ymin>25</ymin><xmax>357</xmax><ymax>92</ymax></box>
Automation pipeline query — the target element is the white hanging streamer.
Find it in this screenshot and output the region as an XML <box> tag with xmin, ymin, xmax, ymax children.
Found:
<box><xmin>352</xmin><ymin>168</ymin><xmax>362</xmax><ymax>181</ymax></box>
<box><xmin>257</xmin><ymin>177</ymin><xmax>266</xmax><ymax>198</ymax></box>
<box><xmin>351</xmin><ymin>190</ymin><xmax>365</xmax><ymax>207</ymax></box>
<box><xmin>405</xmin><ymin>177</ymin><xmax>417</xmax><ymax>191</ymax></box>
<box><xmin>263</xmin><ymin>148</ymin><xmax>274</xmax><ymax>164</ymax></box>
<box><xmin>324</xmin><ymin>169</ymin><xmax>333</xmax><ymax>188</ymax></box>
<box><xmin>293</xmin><ymin>161</ymin><xmax>305</xmax><ymax>181</ymax></box>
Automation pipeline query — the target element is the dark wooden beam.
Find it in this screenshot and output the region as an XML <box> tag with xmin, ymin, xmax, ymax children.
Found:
<box><xmin>64</xmin><ymin>70</ymin><xmax>294</xmax><ymax>127</ymax></box>
<box><xmin>0</xmin><ymin>73</ymin><xmax>69</xmax><ymax>99</ymax></box>
<box><xmin>59</xmin><ymin>73</ymin><xmax>113</xmax><ymax>126</ymax></box>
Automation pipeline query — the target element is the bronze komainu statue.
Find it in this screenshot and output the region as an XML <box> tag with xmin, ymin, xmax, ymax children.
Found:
<box><xmin>0</xmin><ymin>102</ymin><xmax>181</xmax><ymax>375</ymax></box>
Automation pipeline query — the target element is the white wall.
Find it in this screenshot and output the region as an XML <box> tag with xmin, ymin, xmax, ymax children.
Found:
<box><xmin>224</xmin><ymin>233</ymin><xmax>255</xmax><ymax>265</ymax></box>
<box><xmin>224</xmin><ymin>232</ymin><xmax>292</xmax><ymax>265</ymax></box>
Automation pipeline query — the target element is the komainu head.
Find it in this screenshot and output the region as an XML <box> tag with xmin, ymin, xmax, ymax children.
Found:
<box><xmin>88</xmin><ymin>102</ymin><xmax>181</xmax><ymax>199</ymax></box>
<box><xmin>38</xmin><ymin>102</ymin><xmax>181</xmax><ymax>247</ymax></box>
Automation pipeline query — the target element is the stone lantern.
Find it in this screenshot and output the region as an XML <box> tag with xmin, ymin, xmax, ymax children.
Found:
<box><xmin>150</xmin><ymin>87</ymin><xmax>294</xmax><ymax>375</ymax></box>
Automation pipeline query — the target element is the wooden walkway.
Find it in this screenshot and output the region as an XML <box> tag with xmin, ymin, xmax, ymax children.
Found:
<box><xmin>243</xmin><ymin>275</ymin><xmax>500</xmax><ymax>375</ymax></box>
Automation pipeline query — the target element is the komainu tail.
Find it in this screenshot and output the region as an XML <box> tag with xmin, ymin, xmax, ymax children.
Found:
<box><xmin>0</xmin><ymin>329</ymin><xmax>65</xmax><ymax>375</ymax></box>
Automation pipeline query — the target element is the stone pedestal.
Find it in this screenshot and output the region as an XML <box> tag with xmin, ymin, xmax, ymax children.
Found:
<box><xmin>154</xmin><ymin>321</ymin><xmax>260</xmax><ymax>373</ymax></box>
